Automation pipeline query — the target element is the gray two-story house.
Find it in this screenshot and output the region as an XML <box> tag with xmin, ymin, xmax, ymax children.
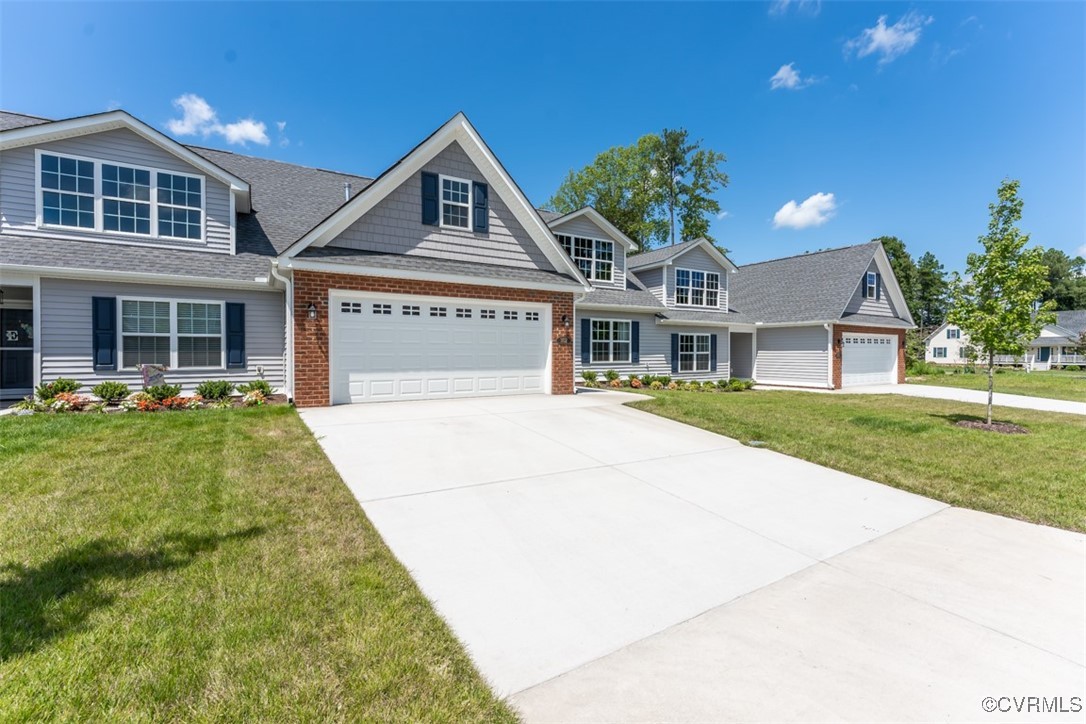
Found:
<box><xmin>0</xmin><ymin>108</ymin><xmax>913</xmax><ymax>407</ymax></box>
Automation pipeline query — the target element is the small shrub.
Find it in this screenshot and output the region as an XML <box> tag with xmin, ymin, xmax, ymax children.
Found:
<box><xmin>144</xmin><ymin>383</ymin><xmax>182</xmax><ymax>402</ymax></box>
<box><xmin>91</xmin><ymin>381</ymin><xmax>130</xmax><ymax>404</ymax></box>
<box><xmin>604</xmin><ymin>369</ymin><xmax>620</xmax><ymax>382</ymax></box>
<box><xmin>666</xmin><ymin>381</ymin><xmax>679</xmax><ymax>390</ymax></box>
<box><xmin>1065</xmin><ymin>365</ymin><xmax>1081</xmax><ymax>372</ymax></box>
<box><xmin>906</xmin><ymin>361</ymin><xmax>943</xmax><ymax>377</ymax></box>
<box><xmin>243</xmin><ymin>390</ymin><xmax>266</xmax><ymax>407</ymax></box>
<box><xmin>716</xmin><ymin>379</ymin><xmax>731</xmax><ymax>390</ymax></box>
<box><xmin>50</xmin><ymin>392</ymin><xmax>88</xmax><ymax>412</ymax></box>
<box><xmin>35</xmin><ymin>378</ymin><xmax>82</xmax><ymax>402</ymax></box>
<box><xmin>657</xmin><ymin>376</ymin><xmax>672</xmax><ymax>387</ymax></box>
<box><xmin>629</xmin><ymin>376</ymin><xmax>643</xmax><ymax>389</ymax></box>
<box><xmin>741</xmin><ymin>379</ymin><xmax>755</xmax><ymax>390</ymax></box>
<box><xmin>649</xmin><ymin>380</ymin><xmax>664</xmax><ymax>390</ymax></box>
<box><xmin>580</xmin><ymin>370</ymin><xmax>598</xmax><ymax>388</ymax></box>
<box><xmin>701</xmin><ymin>381</ymin><xmax>717</xmax><ymax>392</ymax></box>
<box><xmin>11</xmin><ymin>396</ymin><xmax>44</xmax><ymax>412</ymax></box>
<box><xmin>682</xmin><ymin>381</ymin><xmax>699</xmax><ymax>392</ymax></box>
<box><xmin>728</xmin><ymin>379</ymin><xmax>746</xmax><ymax>392</ymax></box>
<box><xmin>161</xmin><ymin>395</ymin><xmax>203</xmax><ymax>410</ymax></box>
<box><xmin>195</xmin><ymin>380</ymin><xmax>235</xmax><ymax>401</ymax></box>
<box><xmin>608</xmin><ymin>378</ymin><xmax>622</xmax><ymax>388</ymax></box>
<box><xmin>237</xmin><ymin>379</ymin><xmax>273</xmax><ymax>397</ymax></box>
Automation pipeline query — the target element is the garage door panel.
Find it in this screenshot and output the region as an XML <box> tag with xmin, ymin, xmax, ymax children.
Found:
<box><xmin>331</xmin><ymin>293</ymin><xmax>550</xmax><ymax>404</ymax></box>
<box><xmin>842</xmin><ymin>333</ymin><xmax>897</xmax><ymax>387</ymax></box>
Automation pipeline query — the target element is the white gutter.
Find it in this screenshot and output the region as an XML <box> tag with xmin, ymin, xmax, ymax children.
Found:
<box><xmin>0</xmin><ymin>263</ymin><xmax>273</xmax><ymax>291</ymax></box>
<box><xmin>269</xmin><ymin>260</ymin><xmax>294</xmax><ymax>401</ymax></box>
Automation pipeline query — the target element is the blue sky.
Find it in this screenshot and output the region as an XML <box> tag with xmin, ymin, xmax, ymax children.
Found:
<box><xmin>2</xmin><ymin>1</ymin><xmax>1082</xmax><ymax>268</ymax></box>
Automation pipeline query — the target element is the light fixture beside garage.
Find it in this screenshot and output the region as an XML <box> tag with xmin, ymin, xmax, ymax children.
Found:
<box><xmin>307</xmin><ymin>303</ymin><xmax>318</xmax><ymax>320</ymax></box>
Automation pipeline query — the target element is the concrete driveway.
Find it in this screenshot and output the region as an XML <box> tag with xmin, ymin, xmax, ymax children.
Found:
<box><xmin>301</xmin><ymin>391</ymin><xmax>1086</xmax><ymax>722</ymax></box>
<box><xmin>848</xmin><ymin>383</ymin><xmax>1086</xmax><ymax>415</ymax></box>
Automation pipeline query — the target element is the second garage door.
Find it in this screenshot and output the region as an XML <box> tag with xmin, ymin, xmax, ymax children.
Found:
<box><xmin>330</xmin><ymin>293</ymin><xmax>550</xmax><ymax>404</ymax></box>
<box><xmin>841</xmin><ymin>333</ymin><xmax>897</xmax><ymax>387</ymax></box>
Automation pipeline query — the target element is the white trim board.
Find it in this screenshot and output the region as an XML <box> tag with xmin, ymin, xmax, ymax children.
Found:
<box><xmin>286</xmin><ymin>258</ymin><xmax>584</xmax><ymax>294</ymax></box>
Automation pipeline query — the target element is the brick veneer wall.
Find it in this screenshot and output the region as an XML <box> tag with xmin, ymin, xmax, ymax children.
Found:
<box><xmin>292</xmin><ymin>269</ymin><xmax>576</xmax><ymax>407</ymax></box>
<box><xmin>831</xmin><ymin>324</ymin><xmax>908</xmax><ymax>389</ymax></box>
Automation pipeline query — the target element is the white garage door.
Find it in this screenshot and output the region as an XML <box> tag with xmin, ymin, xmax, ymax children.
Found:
<box><xmin>841</xmin><ymin>333</ymin><xmax>897</xmax><ymax>387</ymax></box>
<box><xmin>330</xmin><ymin>293</ymin><xmax>550</xmax><ymax>404</ymax></box>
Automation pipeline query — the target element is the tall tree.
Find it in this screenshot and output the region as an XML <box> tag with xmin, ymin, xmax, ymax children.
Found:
<box><xmin>548</xmin><ymin>129</ymin><xmax>728</xmax><ymax>249</ymax></box>
<box><xmin>872</xmin><ymin>236</ymin><xmax>919</xmax><ymax>320</ymax></box>
<box><xmin>948</xmin><ymin>180</ymin><xmax>1055</xmax><ymax>425</ymax></box>
<box><xmin>915</xmin><ymin>251</ymin><xmax>949</xmax><ymax>328</ymax></box>
<box><xmin>1039</xmin><ymin>247</ymin><xmax>1086</xmax><ymax>310</ymax></box>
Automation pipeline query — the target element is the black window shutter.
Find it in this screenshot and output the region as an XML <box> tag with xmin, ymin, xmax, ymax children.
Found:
<box><xmin>631</xmin><ymin>321</ymin><xmax>640</xmax><ymax>364</ymax></box>
<box><xmin>861</xmin><ymin>277</ymin><xmax>868</xmax><ymax>298</ymax></box>
<box><xmin>226</xmin><ymin>302</ymin><xmax>246</xmax><ymax>369</ymax></box>
<box><xmin>876</xmin><ymin>273</ymin><xmax>882</xmax><ymax>301</ymax></box>
<box><xmin>91</xmin><ymin>296</ymin><xmax>117</xmax><ymax>371</ymax></box>
<box><xmin>710</xmin><ymin>334</ymin><xmax>718</xmax><ymax>373</ymax></box>
<box><xmin>421</xmin><ymin>172</ymin><xmax>439</xmax><ymax>225</ymax></box>
<box><xmin>671</xmin><ymin>334</ymin><xmax>679</xmax><ymax>374</ymax></box>
<box><xmin>472</xmin><ymin>181</ymin><xmax>488</xmax><ymax>233</ymax></box>
<box><xmin>580</xmin><ymin>318</ymin><xmax>591</xmax><ymax>365</ymax></box>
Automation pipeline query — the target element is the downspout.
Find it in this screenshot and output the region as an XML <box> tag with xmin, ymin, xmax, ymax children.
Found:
<box><xmin>824</xmin><ymin>322</ymin><xmax>834</xmax><ymax>389</ymax></box>
<box><xmin>270</xmin><ymin>260</ymin><xmax>294</xmax><ymax>402</ymax></box>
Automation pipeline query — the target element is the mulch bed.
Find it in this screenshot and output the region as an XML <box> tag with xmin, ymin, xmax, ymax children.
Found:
<box><xmin>955</xmin><ymin>419</ymin><xmax>1030</xmax><ymax>434</ymax></box>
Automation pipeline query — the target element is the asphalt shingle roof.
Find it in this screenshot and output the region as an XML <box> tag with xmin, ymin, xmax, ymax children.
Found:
<box><xmin>579</xmin><ymin>285</ymin><xmax>665</xmax><ymax>308</ymax></box>
<box><xmin>729</xmin><ymin>241</ymin><xmax>883</xmax><ymax>324</ymax></box>
<box><xmin>1055</xmin><ymin>310</ymin><xmax>1086</xmax><ymax>336</ymax></box>
<box><xmin>626</xmin><ymin>238</ymin><xmax>706</xmax><ymax>270</ymax></box>
<box><xmin>0</xmin><ymin>110</ymin><xmax>50</xmax><ymax>131</ymax></box>
<box><xmin>839</xmin><ymin>312</ymin><xmax>913</xmax><ymax>329</ymax></box>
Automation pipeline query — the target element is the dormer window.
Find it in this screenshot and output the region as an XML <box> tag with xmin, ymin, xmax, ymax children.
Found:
<box><xmin>440</xmin><ymin>175</ymin><xmax>471</xmax><ymax>229</ymax></box>
<box><xmin>37</xmin><ymin>151</ymin><xmax>204</xmax><ymax>242</ymax></box>
<box><xmin>557</xmin><ymin>234</ymin><xmax>613</xmax><ymax>282</ymax></box>
<box><xmin>675</xmin><ymin>269</ymin><xmax>719</xmax><ymax>307</ymax></box>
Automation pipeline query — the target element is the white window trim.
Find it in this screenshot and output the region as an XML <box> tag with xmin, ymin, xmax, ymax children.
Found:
<box><xmin>678</xmin><ymin>332</ymin><xmax>712</xmax><ymax>372</ymax></box>
<box><xmin>947</xmin><ymin>328</ymin><xmax>961</xmax><ymax>339</ymax></box>
<box><xmin>558</xmin><ymin>234</ymin><xmax>615</xmax><ymax>283</ymax></box>
<box><xmin>438</xmin><ymin>173</ymin><xmax>471</xmax><ymax>230</ymax></box>
<box><xmin>674</xmin><ymin>268</ymin><xmax>720</xmax><ymax>308</ymax></box>
<box><xmin>35</xmin><ymin>149</ymin><xmax>207</xmax><ymax>243</ymax></box>
<box><xmin>933</xmin><ymin>347</ymin><xmax>948</xmax><ymax>359</ymax></box>
<box><xmin>589</xmin><ymin>318</ymin><xmax>632</xmax><ymax>364</ymax></box>
<box><xmin>866</xmin><ymin>271</ymin><xmax>878</xmax><ymax>299</ymax></box>
<box><xmin>118</xmin><ymin>296</ymin><xmax>226</xmax><ymax>371</ymax></box>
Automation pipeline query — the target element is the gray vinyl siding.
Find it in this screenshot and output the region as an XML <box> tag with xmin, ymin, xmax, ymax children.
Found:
<box><xmin>754</xmin><ymin>326</ymin><xmax>829</xmax><ymax>387</ymax></box>
<box><xmin>844</xmin><ymin>260</ymin><xmax>899</xmax><ymax>317</ymax></box>
<box><xmin>327</xmin><ymin>141</ymin><xmax>555</xmax><ymax>272</ymax></box>
<box><xmin>574</xmin><ymin>311</ymin><xmax>731</xmax><ymax>380</ymax></box>
<box><xmin>39</xmin><ymin>278</ymin><xmax>284</xmax><ymax>393</ymax></box>
<box><xmin>0</xmin><ymin>129</ymin><xmax>234</xmax><ymax>253</ymax></box>
<box><xmin>730</xmin><ymin>332</ymin><xmax>753</xmax><ymax>378</ymax></box>
<box><xmin>665</xmin><ymin>246</ymin><xmax>729</xmax><ymax>311</ymax></box>
<box><xmin>548</xmin><ymin>216</ymin><xmax>626</xmax><ymax>290</ymax></box>
<box><xmin>636</xmin><ymin>267</ymin><xmax>665</xmax><ymax>304</ymax></box>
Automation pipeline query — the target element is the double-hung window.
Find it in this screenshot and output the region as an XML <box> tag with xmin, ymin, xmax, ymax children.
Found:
<box><xmin>120</xmin><ymin>298</ymin><xmax>225</xmax><ymax>369</ymax></box>
<box><xmin>675</xmin><ymin>269</ymin><xmax>719</xmax><ymax>307</ymax></box>
<box><xmin>947</xmin><ymin>328</ymin><xmax>961</xmax><ymax>339</ymax></box>
<box><xmin>557</xmin><ymin>235</ymin><xmax>614</xmax><ymax>282</ymax></box>
<box><xmin>933</xmin><ymin>347</ymin><xmax>948</xmax><ymax>359</ymax></box>
<box><xmin>38</xmin><ymin>151</ymin><xmax>204</xmax><ymax>241</ymax></box>
<box><xmin>440</xmin><ymin>175</ymin><xmax>470</xmax><ymax>229</ymax></box>
<box><xmin>678</xmin><ymin>334</ymin><xmax>711</xmax><ymax>372</ymax></box>
<box><xmin>866</xmin><ymin>272</ymin><xmax>878</xmax><ymax>298</ymax></box>
<box><xmin>590</xmin><ymin>320</ymin><xmax>631</xmax><ymax>363</ymax></box>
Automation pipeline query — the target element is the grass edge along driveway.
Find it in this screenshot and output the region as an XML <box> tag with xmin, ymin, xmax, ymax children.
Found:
<box><xmin>0</xmin><ymin>406</ymin><xmax>515</xmax><ymax>722</ymax></box>
<box><xmin>907</xmin><ymin>368</ymin><xmax>1086</xmax><ymax>403</ymax></box>
<box><xmin>629</xmin><ymin>390</ymin><xmax>1086</xmax><ymax>533</ymax></box>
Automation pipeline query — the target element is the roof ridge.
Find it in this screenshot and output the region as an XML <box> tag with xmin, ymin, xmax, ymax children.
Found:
<box><xmin>0</xmin><ymin>109</ymin><xmax>52</xmax><ymax>121</ymax></box>
<box><xmin>739</xmin><ymin>240</ymin><xmax>879</xmax><ymax>268</ymax></box>
<box><xmin>185</xmin><ymin>144</ymin><xmax>373</xmax><ymax>181</ymax></box>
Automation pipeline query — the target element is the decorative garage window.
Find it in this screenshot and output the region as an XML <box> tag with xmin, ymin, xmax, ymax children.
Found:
<box><xmin>40</xmin><ymin>153</ymin><xmax>95</xmax><ymax>229</ymax></box>
<box><xmin>440</xmin><ymin>175</ymin><xmax>471</xmax><ymax>229</ymax></box>
<box><xmin>504</xmin><ymin>310</ymin><xmax>518</xmax><ymax>321</ymax></box>
<box><xmin>557</xmin><ymin>234</ymin><xmax>614</xmax><ymax>282</ymax></box>
<box><xmin>430</xmin><ymin>306</ymin><xmax>447</xmax><ymax>317</ymax></box>
<box><xmin>591</xmin><ymin>320</ymin><xmax>631</xmax><ymax>363</ymax></box>
<box><xmin>102</xmin><ymin>164</ymin><xmax>151</xmax><ymax>235</ymax></box>
<box><xmin>121</xmin><ymin>299</ymin><xmax>170</xmax><ymax>367</ymax></box>
<box><xmin>675</xmin><ymin>269</ymin><xmax>719</xmax><ymax>307</ymax></box>
<box><xmin>525</xmin><ymin>312</ymin><xmax>540</xmax><ymax>321</ymax></box>
<box><xmin>372</xmin><ymin>304</ymin><xmax>391</xmax><ymax>315</ymax></box>
<box><xmin>456</xmin><ymin>308</ymin><xmax>471</xmax><ymax>318</ymax></box>
<box><xmin>933</xmin><ymin>347</ymin><xmax>947</xmax><ymax>358</ymax></box>
<box><xmin>481</xmin><ymin>309</ymin><xmax>496</xmax><ymax>319</ymax></box>
<box><xmin>120</xmin><ymin>298</ymin><xmax>224</xmax><ymax>369</ymax></box>
<box><xmin>402</xmin><ymin>305</ymin><xmax>420</xmax><ymax>316</ymax></box>
<box><xmin>341</xmin><ymin>302</ymin><xmax>363</xmax><ymax>314</ymax></box>
<box><xmin>678</xmin><ymin>333</ymin><xmax>711</xmax><ymax>372</ymax></box>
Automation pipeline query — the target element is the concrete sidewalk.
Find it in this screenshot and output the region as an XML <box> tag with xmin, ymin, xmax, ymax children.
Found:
<box><xmin>845</xmin><ymin>383</ymin><xmax>1086</xmax><ymax>415</ymax></box>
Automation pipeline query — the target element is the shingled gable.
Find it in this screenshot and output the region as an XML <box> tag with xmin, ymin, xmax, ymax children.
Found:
<box><xmin>545</xmin><ymin>207</ymin><xmax>640</xmax><ymax>250</ymax></box>
<box><xmin>0</xmin><ymin>109</ymin><xmax>252</xmax><ymax>212</ymax></box>
<box><xmin>278</xmin><ymin>112</ymin><xmax>589</xmax><ymax>288</ymax></box>
<box><xmin>626</xmin><ymin>237</ymin><xmax>739</xmax><ymax>273</ymax></box>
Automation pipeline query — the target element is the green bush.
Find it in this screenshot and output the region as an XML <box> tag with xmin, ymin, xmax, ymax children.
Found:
<box><xmin>716</xmin><ymin>379</ymin><xmax>731</xmax><ymax>390</ymax></box>
<box><xmin>906</xmin><ymin>361</ymin><xmax>943</xmax><ymax>376</ymax></box>
<box><xmin>728</xmin><ymin>379</ymin><xmax>746</xmax><ymax>392</ymax></box>
<box><xmin>681</xmin><ymin>381</ymin><xmax>699</xmax><ymax>392</ymax></box>
<box><xmin>145</xmin><ymin>383</ymin><xmax>182</xmax><ymax>402</ymax></box>
<box><xmin>237</xmin><ymin>379</ymin><xmax>274</xmax><ymax>397</ymax></box>
<box><xmin>1065</xmin><ymin>365</ymin><xmax>1081</xmax><ymax>372</ymax></box>
<box><xmin>196</xmin><ymin>380</ymin><xmax>236</xmax><ymax>400</ymax></box>
<box><xmin>580</xmin><ymin>370</ymin><xmax>598</xmax><ymax>387</ymax></box>
<box><xmin>657</xmin><ymin>376</ymin><xmax>672</xmax><ymax>387</ymax></box>
<box><xmin>742</xmin><ymin>379</ymin><xmax>755</xmax><ymax>390</ymax></box>
<box><xmin>701</xmin><ymin>381</ymin><xmax>717</xmax><ymax>392</ymax></box>
<box><xmin>35</xmin><ymin>378</ymin><xmax>81</xmax><ymax>401</ymax></box>
<box><xmin>604</xmin><ymin>369</ymin><xmax>620</xmax><ymax>382</ymax></box>
<box><xmin>91</xmin><ymin>381</ymin><xmax>130</xmax><ymax>403</ymax></box>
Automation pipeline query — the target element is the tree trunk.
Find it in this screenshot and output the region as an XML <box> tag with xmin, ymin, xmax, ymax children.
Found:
<box><xmin>669</xmin><ymin>197</ymin><xmax>676</xmax><ymax>246</ymax></box>
<box><xmin>987</xmin><ymin>352</ymin><xmax>994</xmax><ymax>426</ymax></box>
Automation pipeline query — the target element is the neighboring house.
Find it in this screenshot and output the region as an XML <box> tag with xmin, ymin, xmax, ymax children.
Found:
<box><xmin>924</xmin><ymin>311</ymin><xmax>1086</xmax><ymax>370</ymax></box>
<box><xmin>0</xmin><ymin>108</ymin><xmax>914</xmax><ymax>407</ymax></box>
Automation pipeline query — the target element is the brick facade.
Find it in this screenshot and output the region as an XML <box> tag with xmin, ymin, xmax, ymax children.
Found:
<box><xmin>292</xmin><ymin>269</ymin><xmax>576</xmax><ymax>407</ymax></box>
<box><xmin>831</xmin><ymin>324</ymin><xmax>907</xmax><ymax>389</ymax></box>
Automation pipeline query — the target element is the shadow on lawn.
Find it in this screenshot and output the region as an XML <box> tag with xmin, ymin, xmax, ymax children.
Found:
<box><xmin>0</xmin><ymin>526</ymin><xmax>264</xmax><ymax>661</ymax></box>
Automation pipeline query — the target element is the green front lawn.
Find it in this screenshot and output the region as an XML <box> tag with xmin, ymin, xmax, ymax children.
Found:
<box><xmin>907</xmin><ymin>368</ymin><xmax>1086</xmax><ymax>403</ymax></box>
<box><xmin>629</xmin><ymin>391</ymin><xmax>1086</xmax><ymax>532</ymax></box>
<box><xmin>0</xmin><ymin>407</ymin><xmax>513</xmax><ymax>722</ymax></box>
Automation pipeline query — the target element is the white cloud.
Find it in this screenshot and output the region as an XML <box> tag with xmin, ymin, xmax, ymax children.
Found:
<box><xmin>166</xmin><ymin>93</ymin><xmax>269</xmax><ymax>146</ymax></box>
<box><xmin>716</xmin><ymin>210</ymin><xmax>730</xmax><ymax>220</ymax></box>
<box><xmin>276</xmin><ymin>121</ymin><xmax>287</xmax><ymax>132</ymax></box>
<box><xmin>770</xmin><ymin>62</ymin><xmax>816</xmax><ymax>91</ymax></box>
<box><xmin>844</xmin><ymin>12</ymin><xmax>933</xmax><ymax>66</ymax></box>
<box><xmin>773</xmin><ymin>192</ymin><xmax>837</xmax><ymax>230</ymax></box>
<box><xmin>769</xmin><ymin>0</ymin><xmax>820</xmax><ymax>17</ymax></box>
<box><xmin>1076</xmin><ymin>243</ymin><xmax>1086</xmax><ymax>258</ymax></box>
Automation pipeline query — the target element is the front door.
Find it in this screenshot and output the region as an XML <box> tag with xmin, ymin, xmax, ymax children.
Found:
<box><xmin>1</xmin><ymin>308</ymin><xmax>34</xmax><ymax>398</ymax></box>
<box><xmin>1037</xmin><ymin>347</ymin><xmax>1051</xmax><ymax>363</ymax></box>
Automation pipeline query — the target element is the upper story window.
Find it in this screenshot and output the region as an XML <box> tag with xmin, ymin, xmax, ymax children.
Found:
<box><xmin>947</xmin><ymin>328</ymin><xmax>961</xmax><ymax>339</ymax></box>
<box><xmin>866</xmin><ymin>272</ymin><xmax>878</xmax><ymax>299</ymax></box>
<box><xmin>38</xmin><ymin>151</ymin><xmax>204</xmax><ymax>242</ymax></box>
<box><xmin>440</xmin><ymin>175</ymin><xmax>470</xmax><ymax>229</ymax></box>
<box><xmin>675</xmin><ymin>269</ymin><xmax>719</xmax><ymax>307</ymax></box>
<box><xmin>557</xmin><ymin>234</ymin><xmax>613</xmax><ymax>282</ymax></box>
